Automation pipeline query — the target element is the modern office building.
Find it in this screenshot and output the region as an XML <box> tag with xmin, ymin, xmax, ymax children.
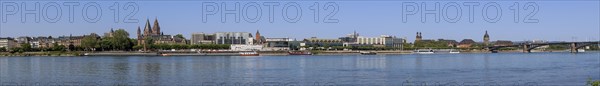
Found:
<box><xmin>191</xmin><ymin>32</ymin><xmax>216</xmax><ymax>44</ymax></box>
<box><xmin>264</xmin><ymin>38</ymin><xmax>295</xmax><ymax>50</ymax></box>
<box><xmin>355</xmin><ymin>35</ymin><xmax>404</xmax><ymax>48</ymax></box>
<box><xmin>214</xmin><ymin>32</ymin><xmax>253</xmax><ymax>44</ymax></box>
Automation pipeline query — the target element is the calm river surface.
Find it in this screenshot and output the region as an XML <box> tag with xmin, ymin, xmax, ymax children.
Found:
<box><xmin>0</xmin><ymin>52</ymin><xmax>599</xmax><ymax>85</ymax></box>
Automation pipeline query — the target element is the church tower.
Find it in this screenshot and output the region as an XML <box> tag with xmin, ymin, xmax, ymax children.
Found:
<box><xmin>483</xmin><ymin>30</ymin><xmax>490</xmax><ymax>45</ymax></box>
<box><xmin>255</xmin><ymin>30</ymin><xmax>262</xmax><ymax>44</ymax></box>
<box><xmin>143</xmin><ymin>19</ymin><xmax>152</xmax><ymax>36</ymax></box>
<box><xmin>415</xmin><ymin>32</ymin><xmax>422</xmax><ymax>42</ymax></box>
<box><xmin>152</xmin><ymin>18</ymin><xmax>161</xmax><ymax>35</ymax></box>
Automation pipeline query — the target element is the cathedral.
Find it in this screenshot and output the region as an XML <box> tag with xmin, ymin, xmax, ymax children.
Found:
<box><xmin>137</xmin><ymin>18</ymin><xmax>186</xmax><ymax>46</ymax></box>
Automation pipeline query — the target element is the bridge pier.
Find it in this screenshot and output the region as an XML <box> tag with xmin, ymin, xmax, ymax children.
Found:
<box><xmin>522</xmin><ymin>44</ymin><xmax>531</xmax><ymax>53</ymax></box>
<box><xmin>570</xmin><ymin>43</ymin><xmax>578</xmax><ymax>53</ymax></box>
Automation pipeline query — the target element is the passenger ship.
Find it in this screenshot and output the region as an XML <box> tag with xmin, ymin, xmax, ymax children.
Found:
<box><xmin>414</xmin><ymin>49</ymin><xmax>460</xmax><ymax>54</ymax></box>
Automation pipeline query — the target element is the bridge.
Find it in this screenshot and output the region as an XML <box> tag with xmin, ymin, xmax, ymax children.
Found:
<box><xmin>486</xmin><ymin>41</ymin><xmax>600</xmax><ymax>53</ymax></box>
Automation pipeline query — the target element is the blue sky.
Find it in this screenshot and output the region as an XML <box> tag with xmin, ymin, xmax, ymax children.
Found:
<box><xmin>0</xmin><ymin>1</ymin><xmax>598</xmax><ymax>42</ymax></box>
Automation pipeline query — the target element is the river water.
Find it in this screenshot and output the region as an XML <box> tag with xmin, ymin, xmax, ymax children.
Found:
<box><xmin>0</xmin><ymin>52</ymin><xmax>598</xmax><ymax>85</ymax></box>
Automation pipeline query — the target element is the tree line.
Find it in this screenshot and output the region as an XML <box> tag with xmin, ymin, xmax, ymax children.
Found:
<box><xmin>2</xmin><ymin>29</ymin><xmax>230</xmax><ymax>52</ymax></box>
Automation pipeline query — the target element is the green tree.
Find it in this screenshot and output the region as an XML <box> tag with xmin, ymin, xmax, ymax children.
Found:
<box><xmin>81</xmin><ymin>35</ymin><xmax>99</xmax><ymax>51</ymax></box>
<box><xmin>175</xmin><ymin>34</ymin><xmax>185</xmax><ymax>39</ymax></box>
<box><xmin>143</xmin><ymin>37</ymin><xmax>155</xmax><ymax>51</ymax></box>
<box><xmin>98</xmin><ymin>39</ymin><xmax>112</xmax><ymax>51</ymax></box>
<box><xmin>109</xmin><ymin>29</ymin><xmax>133</xmax><ymax>51</ymax></box>
<box><xmin>20</xmin><ymin>43</ymin><xmax>32</xmax><ymax>52</ymax></box>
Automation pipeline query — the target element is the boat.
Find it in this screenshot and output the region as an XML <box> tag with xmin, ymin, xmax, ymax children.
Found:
<box><xmin>564</xmin><ymin>49</ymin><xmax>586</xmax><ymax>52</ymax></box>
<box><xmin>239</xmin><ymin>52</ymin><xmax>259</xmax><ymax>56</ymax></box>
<box><xmin>414</xmin><ymin>49</ymin><xmax>434</xmax><ymax>54</ymax></box>
<box><xmin>578</xmin><ymin>49</ymin><xmax>586</xmax><ymax>52</ymax></box>
<box><xmin>360</xmin><ymin>51</ymin><xmax>377</xmax><ymax>55</ymax></box>
<box><xmin>437</xmin><ymin>49</ymin><xmax>460</xmax><ymax>54</ymax></box>
<box><xmin>414</xmin><ymin>49</ymin><xmax>460</xmax><ymax>54</ymax></box>
<box><xmin>289</xmin><ymin>51</ymin><xmax>313</xmax><ymax>55</ymax></box>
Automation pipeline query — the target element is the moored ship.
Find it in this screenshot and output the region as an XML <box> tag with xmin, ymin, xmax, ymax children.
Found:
<box><xmin>239</xmin><ymin>52</ymin><xmax>259</xmax><ymax>56</ymax></box>
<box><xmin>289</xmin><ymin>51</ymin><xmax>313</xmax><ymax>55</ymax></box>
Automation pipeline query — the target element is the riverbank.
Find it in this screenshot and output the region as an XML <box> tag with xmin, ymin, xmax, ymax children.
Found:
<box><xmin>0</xmin><ymin>49</ymin><xmax>594</xmax><ymax>57</ymax></box>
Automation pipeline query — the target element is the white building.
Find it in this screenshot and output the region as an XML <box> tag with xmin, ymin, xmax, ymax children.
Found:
<box><xmin>214</xmin><ymin>32</ymin><xmax>253</xmax><ymax>44</ymax></box>
<box><xmin>230</xmin><ymin>44</ymin><xmax>263</xmax><ymax>51</ymax></box>
<box><xmin>0</xmin><ymin>38</ymin><xmax>18</xmax><ymax>49</ymax></box>
<box><xmin>354</xmin><ymin>35</ymin><xmax>404</xmax><ymax>48</ymax></box>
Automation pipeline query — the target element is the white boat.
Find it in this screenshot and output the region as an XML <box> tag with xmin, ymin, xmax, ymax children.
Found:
<box><xmin>438</xmin><ymin>49</ymin><xmax>460</xmax><ymax>54</ymax></box>
<box><xmin>414</xmin><ymin>49</ymin><xmax>460</xmax><ymax>54</ymax></box>
<box><xmin>564</xmin><ymin>49</ymin><xmax>586</xmax><ymax>52</ymax></box>
<box><xmin>578</xmin><ymin>49</ymin><xmax>586</xmax><ymax>52</ymax></box>
<box><xmin>360</xmin><ymin>51</ymin><xmax>377</xmax><ymax>55</ymax></box>
<box><xmin>414</xmin><ymin>49</ymin><xmax>434</xmax><ymax>54</ymax></box>
<box><xmin>239</xmin><ymin>51</ymin><xmax>259</xmax><ymax>56</ymax></box>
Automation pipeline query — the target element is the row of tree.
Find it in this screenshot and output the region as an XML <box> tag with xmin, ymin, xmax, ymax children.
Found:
<box><xmin>0</xmin><ymin>29</ymin><xmax>231</xmax><ymax>52</ymax></box>
<box><xmin>80</xmin><ymin>29</ymin><xmax>230</xmax><ymax>51</ymax></box>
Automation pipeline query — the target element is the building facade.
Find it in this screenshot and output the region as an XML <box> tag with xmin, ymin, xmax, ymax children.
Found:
<box><xmin>458</xmin><ymin>39</ymin><xmax>476</xmax><ymax>48</ymax></box>
<box><xmin>214</xmin><ymin>32</ymin><xmax>253</xmax><ymax>44</ymax></box>
<box><xmin>264</xmin><ymin>38</ymin><xmax>295</xmax><ymax>51</ymax></box>
<box><xmin>355</xmin><ymin>35</ymin><xmax>404</xmax><ymax>48</ymax></box>
<box><xmin>0</xmin><ymin>38</ymin><xmax>18</xmax><ymax>49</ymax></box>
<box><xmin>303</xmin><ymin>37</ymin><xmax>344</xmax><ymax>47</ymax></box>
<box><xmin>191</xmin><ymin>32</ymin><xmax>216</xmax><ymax>45</ymax></box>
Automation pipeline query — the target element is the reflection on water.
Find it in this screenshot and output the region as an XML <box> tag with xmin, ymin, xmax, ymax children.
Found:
<box><xmin>0</xmin><ymin>52</ymin><xmax>599</xmax><ymax>85</ymax></box>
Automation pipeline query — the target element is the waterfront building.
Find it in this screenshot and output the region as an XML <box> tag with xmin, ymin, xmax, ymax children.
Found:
<box><xmin>215</xmin><ymin>32</ymin><xmax>253</xmax><ymax>44</ymax></box>
<box><xmin>56</xmin><ymin>34</ymin><xmax>84</xmax><ymax>47</ymax></box>
<box><xmin>458</xmin><ymin>39</ymin><xmax>476</xmax><ymax>48</ymax></box>
<box><xmin>303</xmin><ymin>37</ymin><xmax>344</xmax><ymax>47</ymax></box>
<box><xmin>191</xmin><ymin>32</ymin><xmax>216</xmax><ymax>45</ymax></box>
<box><xmin>484</xmin><ymin>31</ymin><xmax>490</xmax><ymax>45</ymax></box>
<box><xmin>191</xmin><ymin>32</ymin><xmax>254</xmax><ymax>45</ymax></box>
<box><xmin>437</xmin><ymin>39</ymin><xmax>458</xmax><ymax>47</ymax></box>
<box><xmin>354</xmin><ymin>35</ymin><xmax>404</xmax><ymax>48</ymax></box>
<box><xmin>0</xmin><ymin>37</ymin><xmax>18</xmax><ymax>49</ymax></box>
<box><xmin>16</xmin><ymin>36</ymin><xmax>31</xmax><ymax>44</ymax></box>
<box><xmin>264</xmin><ymin>38</ymin><xmax>295</xmax><ymax>51</ymax></box>
<box><xmin>230</xmin><ymin>44</ymin><xmax>263</xmax><ymax>51</ymax></box>
<box><xmin>339</xmin><ymin>31</ymin><xmax>359</xmax><ymax>43</ymax></box>
<box><xmin>30</xmin><ymin>36</ymin><xmax>57</xmax><ymax>48</ymax></box>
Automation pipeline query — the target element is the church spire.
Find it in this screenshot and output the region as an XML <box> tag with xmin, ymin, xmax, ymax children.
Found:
<box><xmin>152</xmin><ymin>17</ymin><xmax>161</xmax><ymax>35</ymax></box>
<box><xmin>255</xmin><ymin>30</ymin><xmax>262</xmax><ymax>44</ymax></box>
<box><xmin>144</xmin><ymin>19</ymin><xmax>152</xmax><ymax>36</ymax></box>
